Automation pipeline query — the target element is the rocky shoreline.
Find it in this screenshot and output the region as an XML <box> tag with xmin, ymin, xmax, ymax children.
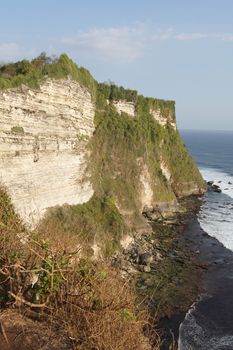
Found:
<box><xmin>112</xmin><ymin>195</ymin><xmax>207</xmax><ymax>349</ymax></box>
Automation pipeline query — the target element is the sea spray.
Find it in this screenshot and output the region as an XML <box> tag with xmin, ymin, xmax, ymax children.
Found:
<box><xmin>198</xmin><ymin>168</ymin><xmax>233</xmax><ymax>251</ymax></box>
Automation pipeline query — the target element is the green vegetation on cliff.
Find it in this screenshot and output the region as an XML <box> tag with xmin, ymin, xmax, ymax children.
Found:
<box><xmin>40</xmin><ymin>195</ymin><xmax>126</xmax><ymax>257</ymax></box>
<box><xmin>98</xmin><ymin>82</ymin><xmax>137</xmax><ymax>102</ymax></box>
<box><xmin>42</xmin><ymin>81</ymin><xmax>204</xmax><ymax>254</ymax></box>
<box><xmin>0</xmin><ymin>54</ymin><xmax>205</xmax><ymax>349</ymax></box>
<box><xmin>91</xmin><ymin>85</ymin><xmax>204</xmax><ymax>222</ymax></box>
<box><xmin>0</xmin><ymin>53</ymin><xmax>96</xmax><ymax>97</ymax></box>
<box><xmin>91</xmin><ymin>98</ymin><xmax>176</xmax><ymax>212</ymax></box>
<box><xmin>0</xmin><ymin>53</ymin><xmax>205</xmax><ymax>254</ymax></box>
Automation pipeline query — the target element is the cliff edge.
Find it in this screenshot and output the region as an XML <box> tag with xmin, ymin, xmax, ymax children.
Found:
<box><xmin>0</xmin><ymin>53</ymin><xmax>205</xmax><ymax>255</ymax></box>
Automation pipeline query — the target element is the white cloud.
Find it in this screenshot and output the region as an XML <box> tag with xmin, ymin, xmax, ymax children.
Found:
<box><xmin>60</xmin><ymin>25</ymin><xmax>233</xmax><ymax>64</ymax></box>
<box><xmin>61</xmin><ymin>25</ymin><xmax>146</xmax><ymax>63</ymax></box>
<box><xmin>174</xmin><ymin>32</ymin><xmax>210</xmax><ymax>41</ymax></box>
<box><xmin>219</xmin><ymin>33</ymin><xmax>233</xmax><ymax>41</ymax></box>
<box><xmin>152</xmin><ymin>29</ymin><xmax>233</xmax><ymax>42</ymax></box>
<box><xmin>174</xmin><ymin>32</ymin><xmax>233</xmax><ymax>41</ymax></box>
<box><xmin>0</xmin><ymin>43</ymin><xmax>20</xmax><ymax>61</ymax></box>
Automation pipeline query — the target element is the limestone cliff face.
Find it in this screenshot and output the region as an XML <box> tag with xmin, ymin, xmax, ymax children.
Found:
<box><xmin>112</xmin><ymin>100</ymin><xmax>135</xmax><ymax>117</ymax></box>
<box><xmin>150</xmin><ymin>108</ymin><xmax>176</xmax><ymax>129</ymax></box>
<box><xmin>0</xmin><ymin>75</ymin><xmax>205</xmax><ymax>229</ymax></box>
<box><xmin>0</xmin><ymin>79</ymin><xmax>95</xmax><ymax>226</ymax></box>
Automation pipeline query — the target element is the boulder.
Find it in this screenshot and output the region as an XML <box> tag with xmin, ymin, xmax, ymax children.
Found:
<box><xmin>138</xmin><ymin>252</ymin><xmax>153</xmax><ymax>266</ymax></box>
<box><xmin>209</xmin><ymin>183</ymin><xmax>222</xmax><ymax>193</ymax></box>
<box><xmin>213</xmin><ymin>187</ymin><xmax>222</xmax><ymax>193</ymax></box>
<box><xmin>143</xmin><ymin>265</ymin><xmax>151</xmax><ymax>273</ymax></box>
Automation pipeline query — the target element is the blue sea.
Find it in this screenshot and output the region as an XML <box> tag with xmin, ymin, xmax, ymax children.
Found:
<box><xmin>178</xmin><ymin>130</ymin><xmax>233</xmax><ymax>350</ymax></box>
<box><xmin>181</xmin><ymin>130</ymin><xmax>233</xmax><ymax>250</ymax></box>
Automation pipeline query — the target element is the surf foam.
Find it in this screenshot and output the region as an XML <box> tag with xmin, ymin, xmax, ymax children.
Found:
<box><xmin>198</xmin><ymin>167</ymin><xmax>233</xmax><ymax>251</ymax></box>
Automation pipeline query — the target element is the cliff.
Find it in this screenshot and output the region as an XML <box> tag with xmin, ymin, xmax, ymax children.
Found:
<box><xmin>0</xmin><ymin>54</ymin><xmax>206</xmax><ymax>349</ymax></box>
<box><xmin>0</xmin><ymin>54</ymin><xmax>205</xmax><ymax>255</ymax></box>
<box><xmin>0</xmin><ymin>78</ymin><xmax>94</xmax><ymax>226</ymax></box>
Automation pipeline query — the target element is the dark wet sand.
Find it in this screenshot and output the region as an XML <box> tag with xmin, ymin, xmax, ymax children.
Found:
<box><xmin>159</xmin><ymin>218</ymin><xmax>233</xmax><ymax>349</ymax></box>
<box><xmin>183</xmin><ymin>219</ymin><xmax>233</xmax><ymax>333</ymax></box>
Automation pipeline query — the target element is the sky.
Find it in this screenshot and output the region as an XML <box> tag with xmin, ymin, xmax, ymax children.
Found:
<box><xmin>1</xmin><ymin>0</ymin><xmax>233</xmax><ymax>130</ymax></box>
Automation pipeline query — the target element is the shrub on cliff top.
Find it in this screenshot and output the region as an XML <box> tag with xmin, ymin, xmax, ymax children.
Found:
<box><xmin>39</xmin><ymin>195</ymin><xmax>126</xmax><ymax>257</ymax></box>
<box><xmin>0</xmin><ymin>53</ymin><xmax>97</xmax><ymax>97</ymax></box>
<box><xmin>98</xmin><ymin>82</ymin><xmax>138</xmax><ymax>102</ymax></box>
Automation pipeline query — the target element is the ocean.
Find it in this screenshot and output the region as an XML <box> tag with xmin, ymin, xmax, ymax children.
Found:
<box><xmin>181</xmin><ymin>130</ymin><xmax>233</xmax><ymax>250</ymax></box>
<box><xmin>178</xmin><ymin>130</ymin><xmax>233</xmax><ymax>350</ymax></box>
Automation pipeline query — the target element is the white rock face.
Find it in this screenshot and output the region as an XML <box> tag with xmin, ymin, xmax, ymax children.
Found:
<box><xmin>112</xmin><ymin>100</ymin><xmax>135</xmax><ymax>117</ymax></box>
<box><xmin>150</xmin><ymin>108</ymin><xmax>177</xmax><ymax>130</ymax></box>
<box><xmin>120</xmin><ymin>235</ymin><xmax>134</xmax><ymax>249</ymax></box>
<box><xmin>91</xmin><ymin>243</ymin><xmax>102</xmax><ymax>260</ymax></box>
<box><xmin>150</xmin><ymin>109</ymin><xmax>167</xmax><ymax>126</ymax></box>
<box><xmin>0</xmin><ymin>79</ymin><xmax>95</xmax><ymax>227</ymax></box>
<box><xmin>160</xmin><ymin>161</ymin><xmax>171</xmax><ymax>182</ymax></box>
<box><xmin>139</xmin><ymin>164</ymin><xmax>154</xmax><ymax>210</ymax></box>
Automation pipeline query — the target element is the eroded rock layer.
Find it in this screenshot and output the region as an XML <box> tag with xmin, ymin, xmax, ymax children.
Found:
<box><xmin>0</xmin><ymin>79</ymin><xmax>95</xmax><ymax>226</ymax></box>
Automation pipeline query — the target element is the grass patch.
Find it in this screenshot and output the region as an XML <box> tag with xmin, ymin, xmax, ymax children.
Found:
<box><xmin>39</xmin><ymin>195</ymin><xmax>126</xmax><ymax>257</ymax></box>
<box><xmin>160</xmin><ymin>127</ymin><xmax>204</xmax><ymax>194</ymax></box>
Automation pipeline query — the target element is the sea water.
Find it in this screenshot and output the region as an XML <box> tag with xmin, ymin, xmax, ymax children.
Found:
<box><xmin>178</xmin><ymin>130</ymin><xmax>233</xmax><ymax>350</ymax></box>
<box><xmin>181</xmin><ymin>130</ymin><xmax>233</xmax><ymax>250</ymax></box>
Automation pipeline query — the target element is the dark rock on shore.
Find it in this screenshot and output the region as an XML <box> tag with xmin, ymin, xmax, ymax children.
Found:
<box><xmin>206</xmin><ymin>181</ymin><xmax>222</xmax><ymax>193</ymax></box>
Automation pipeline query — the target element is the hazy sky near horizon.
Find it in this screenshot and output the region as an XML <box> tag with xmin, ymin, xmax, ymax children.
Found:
<box><xmin>1</xmin><ymin>0</ymin><xmax>233</xmax><ymax>130</ymax></box>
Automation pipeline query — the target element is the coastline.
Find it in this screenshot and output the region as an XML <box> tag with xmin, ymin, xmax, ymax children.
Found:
<box><xmin>160</xmin><ymin>201</ymin><xmax>233</xmax><ymax>349</ymax></box>
<box><xmin>157</xmin><ymin>216</ymin><xmax>207</xmax><ymax>349</ymax></box>
<box><xmin>178</xmin><ymin>217</ymin><xmax>233</xmax><ymax>349</ymax></box>
<box><xmin>154</xmin><ymin>198</ymin><xmax>207</xmax><ymax>349</ymax></box>
<box><xmin>114</xmin><ymin>195</ymin><xmax>206</xmax><ymax>349</ymax></box>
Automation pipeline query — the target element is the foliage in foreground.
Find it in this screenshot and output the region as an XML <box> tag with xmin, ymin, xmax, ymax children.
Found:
<box><xmin>0</xmin><ymin>187</ymin><xmax>156</xmax><ymax>350</ymax></box>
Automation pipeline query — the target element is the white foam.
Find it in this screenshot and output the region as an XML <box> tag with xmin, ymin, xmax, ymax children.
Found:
<box><xmin>179</xmin><ymin>166</ymin><xmax>233</xmax><ymax>350</ymax></box>
<box><xmin>200</xmin><ymin>167</ymin><xmax>233</xmax><ymax>199</ymax></box>
<box><xmin>179</xmin><ymin>309</ymin><xmax>233</xmax><ymax>350</ymax></box>
<box><xmin>198</xmin><ymin>167</ymin><xmax>233</xmax><ymax>251</ymax></box>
